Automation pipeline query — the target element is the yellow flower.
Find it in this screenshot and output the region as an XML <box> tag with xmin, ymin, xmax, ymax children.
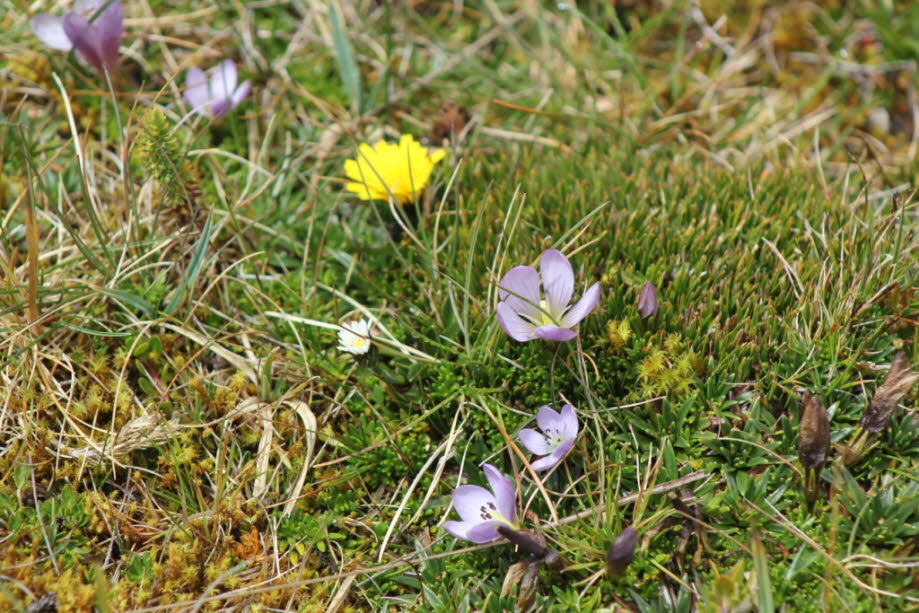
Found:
<box><xmin>343</xmin><ymin>134</ymin><xmax>446</xmax><ymax>204</ymax></box>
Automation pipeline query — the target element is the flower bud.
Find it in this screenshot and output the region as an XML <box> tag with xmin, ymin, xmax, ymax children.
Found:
<box><xmin>606</xmin><ymin>526</ymin><xmax>637</xmax><ymax>578</ymax></box>
<box><xmin>638</xmin><ymin>281</ymin><xmax>658</xmax><ymax>319</ymax></box>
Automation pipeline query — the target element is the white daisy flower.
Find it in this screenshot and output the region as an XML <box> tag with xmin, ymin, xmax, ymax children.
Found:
<box><xmin>337</xmin><ymin>319</ymin><xmax>373</xmax><ymax>355</ymax></box>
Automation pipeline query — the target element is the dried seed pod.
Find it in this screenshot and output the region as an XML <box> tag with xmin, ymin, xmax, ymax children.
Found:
<box><xmin>798</xmin><ymin>393</ymin><xmax>830</xmax><ymax>470</ymax></box>
<box><xmin>606</xmin><ymin>526</ymin><xmax>637</xmax><ymax>578</ymax></box>
<box><xmin>797</xmin><ymin>393</ymin><xmax>830</xmax><ymax>504</ymax></box>
<box><xmin>497</xmin><ymin>524</ymin><xmax>549</xmax><ymax>557</ymax></box>
<box><xmin>431</xmin><ymin>101</ymin><xmax>471</xmax><ymax>145</ymax></box>
<box><xmin>842</xmin><ymin>352</ymin><xmax>918</xmax><ymax>466</ymax></box>
<box><xmin>541</xmin><ymin>549</ymin><xmax>564</xmax><ymax>572</ymax></box>
<box><xmin>860</xmin><ymin>352</ymin><xmax>917</xmax><ymax>434</ymax></box>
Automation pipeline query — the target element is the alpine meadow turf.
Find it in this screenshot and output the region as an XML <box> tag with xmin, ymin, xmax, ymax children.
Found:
<box><xmin>1</xmin><ymin>2</ymin><xmax>917</xmax><ymax>611</ymax></box>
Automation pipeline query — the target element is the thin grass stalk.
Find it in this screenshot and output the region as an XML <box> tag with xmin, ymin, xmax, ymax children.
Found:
<box><xmin>16</xmin><ymin>127</ymin><xmax>40</xmax><ymax>327</ymax></box>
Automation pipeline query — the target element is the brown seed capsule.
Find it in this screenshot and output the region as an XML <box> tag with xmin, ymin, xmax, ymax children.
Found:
<box><xmin>860</xmin><ymin>352</ymin><xmax>918</xmax><ymax>435</ymax></box>
<box><xmin>798</xmin><ymin>393</ymin><xmax>830</xmax><ymax>505</ymax></box>
<box><xmin>431</xmin><ymin>101</ymin><xmax>471</xmax><ymax>145</ymax></box>
<box><xmin>496</xmin><ymin>525</ymin><xmax>549</xmax><ymax>557</ymax></box>
<box><xmin>638</xmin><ymin>281</ymin><xmax>659</xmax><ymax>320</ymax></box>
<box><xmin>798</xmin><ymin>393</ymin><xmax>830</xmax><ymax>471</ymax></box>
<box><xmin>606</xmin><ymin>526</ymin><xmax>637</xmax><ymax>578</ymax></box>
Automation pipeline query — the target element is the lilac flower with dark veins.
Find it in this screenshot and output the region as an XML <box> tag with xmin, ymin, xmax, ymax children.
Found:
<box><xmin>497</xmin><ymin>249</ymin><xmax>601</xmax><ymax>342</ymax></box>
<box><xmin>444</xmin><ymin>463</ymin><xmax>517</xmax><ymax>543</ymax></box>
<box><xmin>183</xmin><ymin>60</ymin><xmax>251</xmax><ymax>119</ymax></box>
<box><xmin>31</xmin><ymin>0</ymin><xmax>123</xmax><ymax>74</ymax></box>
<box><xmin>519</xmin><ymin>403</ymin><xmax>578</xmax><ymax>471</ymax></box>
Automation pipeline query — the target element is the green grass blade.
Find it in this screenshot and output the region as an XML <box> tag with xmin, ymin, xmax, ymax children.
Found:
<box><xmin>751</xmin><ymin>533</ymin><xmax>775</xmax><ymax>613</ymax></box>
<box><xmin>329</xmin><ymin>1</ymin><xmax>363</xmax><ymax>114</ymax></box>
<box><xmin>164</xmin><ymin>215</ymin><xmax>213</xmax><ymax>316</ymax></box>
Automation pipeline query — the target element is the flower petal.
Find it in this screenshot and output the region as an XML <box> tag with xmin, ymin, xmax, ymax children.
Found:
<box><xmin>74</xmin><ymin>0</ymin><xmax>102</xmax><ymax>15</ymax></box>
<box><xmin>183</xmin><ymin>66</ymin><xmax>210</xmax><ymax>113</ymax></box>
<box><xmin>533</xmin><ymin>324</ymin><xmax>577</xmax><ymax>342</ymax></box>
<box><xmin>535</xmin><ymin>406</ymin><xmax>564</xmax><ymax>434</ymax></box>
<box><xmin>530</xmin><ymin>455</ymin><xmax>560</xmax><ymax>471</ymax></box>
<box><xmin>443</xmin><ymin>520</ymin><xmax>474</xmax><ymax>541</ymax></box>
<box><xmin>482</xmin><ymin>463</ymin><xmax>515</xmax><ymax>524</ymax></box>
<box><xmin>62</xmin><ymin>13</ymin><xmax>103</xmax><ymax>72</ymax></box>
<box><xmin>429</xmin><ymin>148</ymin><xmax>446</xmax><ymax>164</ymax></box>
<box><xmin>451</xmin><ymin>484</ymin><xmax>495</xmax><ymax>524</ymax></box>
<box><xmin>210</xmin><ymin>98</ymin><xmax>230</xmax><ymax>118</ymax></box>
<box><xmin>496</xmin><ymin>302</ymin><xmax>536</xmax><ymax>342</ymax></box>
<box><xmin>561</xmin><ymin>281</ymin><xmax>601</xmax><ymax>329</ymax></box>
<box><xmin>540</xmin><ymin>249</ymin><xmax>574</xmax><ymax>317</ymax></box>
<box><xmin>531</xmin><ymin>443</ymin><xmax>573</xmax><ymax>471</ymax></box>
<box><xmin>31</xmin><ymin>15</ymin><xmax>73</xmax><ymax>51</ymax></box>
<box><xmin>344</xmin><ymin>181</ymin><xmax>375</xmax><ymax>200</ymax></box>
<box><xmin>95</xmin><ymin>0</ymin><xmax>122</xmax><ymax>71</ymax></box>
<box><xmin>343</xmin><ymin>159</ymin><xmax>362</xmax><ymax>182</ymax></box>
<box><xmin>518</xmin><ymin>428</ymin><xmax>550</xmax><ymax>456</ymax></box>
<box><xmin>558</xmin><ymin>403</ymin><xmax>579</xmax><ymax>439</ymax></box>
<box><xmin>231</xmin><ymin>80</ymin><xmax>251</xmax><ymax>109</ymax></box>
<box><xmin>497</xmin><ymin>266</ymin><xmax>540</xmax><ymax>318</ymax></box>
<box><xmin>554</xmin><ymin>437</ymin><xmax>576</xmax><ymax>459</ymax></box>
<box><xmin>464</xmin><ymin>521</ymin><xmax>503</xmax><ymax>543</ymax></box>
<box><xmin>212</xmin><ymin>59</ymin><xmax>238</xmax><ymax>99</ymax></box>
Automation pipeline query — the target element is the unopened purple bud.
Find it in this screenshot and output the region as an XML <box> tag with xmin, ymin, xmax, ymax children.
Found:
<box><xmin>606</xmin><ymin>526</ymin><xmax>637</xmax><ymax>578</ymax></box>
<box><xmin>638</xmin><ymin>281</ymin><xmax>658</xmax><ymax>319</ymax></box>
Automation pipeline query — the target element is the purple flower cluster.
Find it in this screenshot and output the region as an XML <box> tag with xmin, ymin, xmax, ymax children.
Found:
<box><xmin>445</xmin><ymin>248</ymin><xmax>597</xmax><ymax>544</ymax></box>
<box><xmin>444</xmin><ymin>400</ymin><xmax>579</xmax><ymax>543</ymax></box>
<box><xmin>31</xmin><ymin>0</ymin><xmax>123</xmax><ymax>74</ymax></box>
<box><xmin>31</xmin><ymin>2</ymin><xmax>250</xmax><ymax>118</ymax></box>
<box><xmin>446</xmin><ymin>252</ymin><xmax>664</xmax><ymax>547</ymax></box>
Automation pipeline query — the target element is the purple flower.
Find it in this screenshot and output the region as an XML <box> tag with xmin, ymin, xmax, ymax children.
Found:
<box><xmin>444</xmin><ymin>463</ymin><xmax>517</xmax><ymax>543</ymax></box>
<box><xmin>496</xmin><ymin>249</ymin><xmax>601</xmax><ymax>342</ymax></box>
<box><xmin>31</xmin><ymin>0</ymin><xmax>123</xmax><ymax>74</ymax></box>
<box><xmin>518</xmin><ymin>404</ymin><xmax>578</xmax><ymax>471</ymax></box>
<box><xmin>638</xmin><ymin>281</ymin><xmax>658</xmax><ymax>319</ymax></box>
<box><xmin>183</xmin><ymin>60</ymin><xmax>251</xmax><ymax>119</ymax></box>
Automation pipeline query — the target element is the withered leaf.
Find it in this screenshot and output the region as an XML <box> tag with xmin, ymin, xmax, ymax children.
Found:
<box><xmin>517</xmin><ymin>561</ymin><xmax>541</xmax><ymax>611</ymax></box>
<box><xmin>501</xmin><ymin>560</ymin><xmax>531</xmax><ymax>598</ymax></box>
<box><xmin>861</xmin><ymin>352</ymin><xmax>918</xmax><ymax>434</ymax></box>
